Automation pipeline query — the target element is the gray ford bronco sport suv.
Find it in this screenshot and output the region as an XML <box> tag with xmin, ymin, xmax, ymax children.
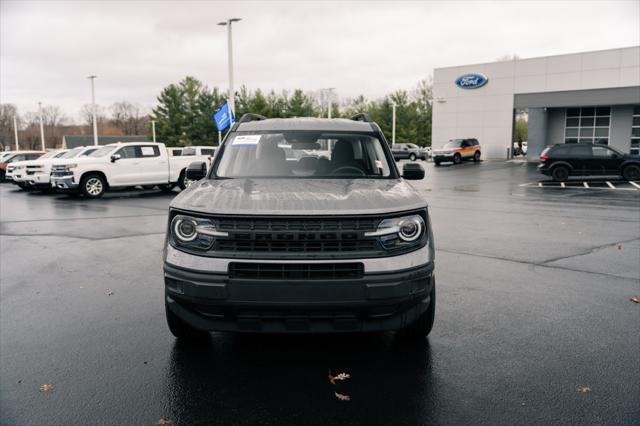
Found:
<box><xmin>163</xmin><ymin>113</ymin><xmax>435</xmax><ymax>339</ymax></box>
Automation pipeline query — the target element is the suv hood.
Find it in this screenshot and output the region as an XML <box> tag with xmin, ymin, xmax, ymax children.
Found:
<box><xmin>172</xmin><ymin>178</ymin><xmax>427</xmax><ymax>215</ymax></box>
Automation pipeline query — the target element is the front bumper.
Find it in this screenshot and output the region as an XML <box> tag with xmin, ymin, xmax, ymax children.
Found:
<box><xmin>164</xmin><ymin>248</ymin><xmax>434</xmax><ymax>333</ymax></box>
<box><xmin>433</xmin><ymin>154</ymin><xmax>454</xmax><ymax>162</ymax></box>
<box><xmin>26</xmin><ymin>172</ymin><xmax>51</xmax><ymax>188</ymax></box>
<box><xmin>51</xmin><ymin>175</ymin><xmax>79</xmax><ymax>190</ymax></box>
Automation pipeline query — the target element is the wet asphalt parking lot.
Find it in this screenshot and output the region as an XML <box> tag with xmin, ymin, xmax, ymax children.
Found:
<box><xmin>1</xmin><ymin>160</ymin><xmax>639</xmax><ymax>425</ymax></box>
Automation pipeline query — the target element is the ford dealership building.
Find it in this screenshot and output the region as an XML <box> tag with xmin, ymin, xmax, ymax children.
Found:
<box><xmin>432</xmin><ymin>46</ymin><xmax>640</xmax><ymax>160</ymax></box>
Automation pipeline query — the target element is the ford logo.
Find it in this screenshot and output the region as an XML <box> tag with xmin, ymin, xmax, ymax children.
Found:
<box><xmin>455</xmin><ymin>73</ymin><xmax>488</xmax><ymax>89</ymax></box>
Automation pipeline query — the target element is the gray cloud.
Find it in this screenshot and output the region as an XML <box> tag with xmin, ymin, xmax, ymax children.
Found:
<box><xmin>1</xmin><ymin>0</ymin><xmax>638</xmax><ymax>122</ymax></box>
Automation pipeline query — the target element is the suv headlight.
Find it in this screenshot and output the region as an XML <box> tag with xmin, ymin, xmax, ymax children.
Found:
<box><xmin>365</xmin><ymin>213</ymin><xmax>426</xmax><ymax>250</ymax></box>
<box><xmin>169</xmin><ymin>214</ymin><xmax>228</xmax><ymax>251</ymax></box>
<box><xmin>65</xmin><ymin>164</ymin><xmax>78</xmax><ymax>170</ymax></box>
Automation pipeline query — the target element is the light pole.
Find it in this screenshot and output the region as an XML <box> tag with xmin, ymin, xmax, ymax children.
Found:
<box><xmin>151</xmin><ymin>120</ymin><xmax>156</xmax><ymax>142</ymax></box>
<box><xmin>13</xmin><ymin>116</ymin><xmax>19</xmax><ymax>150</ymax></box>
<box><xmin>217</xmin><ymin>18</ymin><xmax>241</xmax><ymax>116</ymax></box>
<box><xmin>88</xmin><ymin>75</ymin><xmax>99</xmax><ymax>146</ymax></box>
<box><xmin>38</xmin><ymin>102</ymin><xmax>45</xmax><ymax>151</ymax></box>
<box><xmin>391</xmin><ymin>103</ymin><xmax>397</xmax><ymax>146</ymax></box>
<box><xmin>321</xmin><ymin>88</ymin><xmax>335</xmax><ymax>118</ymax></box>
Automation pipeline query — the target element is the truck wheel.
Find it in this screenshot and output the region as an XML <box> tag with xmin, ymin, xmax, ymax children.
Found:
<box><xmin>473</xmin><ymin>151</ymin><xmax>481</xmax><ymax>162</ymax></box>
<box><xmin>622</xmin><ymin>164</ymin><xmax>640</xmax><ymax>181</ymax></box>
<box><xmin>401</xmin><ymin>284</ymin><xmax>436</xmax><ymax>339</ymax></box>
<box><xmin>434</xmin><ymin>161</ymin><xmax>441</xmax><ymax>166</ymax></box>
<box><xmin>453</xmin><ymin>153</ymin><xmax>462</xmax><ymax>164</ymax></box>
<box><xmin>81</xmin><ymin>174</ymin><xmax>106</xmax><ymax>198</ymax></box>
<box><xmin>177</xmin><ymin>170</ymin><xmax>187</xmax><ymax>190</ymax></box>
<box><xmin>409</xmin><ymin>153</ymin><xmax>417</xmax><ymax>161</ymax></box>
<box><xmin>551</xmin><ymin>165</ymin><xmax>569</xmax><ymax>182</ymax></box>
<box><xmin>165</xmin><ymin>297</ymin><xmax>209</xmax><ymax>340</ymax></box>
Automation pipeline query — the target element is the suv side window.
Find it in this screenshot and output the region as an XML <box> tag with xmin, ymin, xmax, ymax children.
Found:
<box><xmin>26</xmin><ymin>154</ymin><xmax>41</xmax><ymax>160</ymax></box>
<box><xmin>592</xmin><ymin>146</ymin><xmax>617</xmax><ymax>158</ymax></box>
<box><xmin>470</xmin><ymin>139</ymin><xmax>479</xmax><ymax>146</ymax></box>
<box><xmin>461</xmin><ymin>140</ymin><xmax>470</xmax><ymax>148</ymax></box>
<box><xmin>566</xmin><ymin>145</ymin><xmax>591</xmax><ymax>157</ymax></box>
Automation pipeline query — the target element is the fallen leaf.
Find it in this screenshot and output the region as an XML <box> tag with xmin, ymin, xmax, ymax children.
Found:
<box><xmin>617</xmin><ymin>244</ymin><xmax>623</xmax><ymax>250</ymax></box>
<box><xmin>576</xmin><ymin>385</ymin><xmax>592</xmax><ymax>393</ymax></box>
<box><xmin>328</xmin><ymin>370</ymin><xmax>351</xmax><ymax>385</ymax></box>
<box><xmin>105</xmin><ymin>290</ymin><xmax>114</xmax><ymax>296</ymax></box>
<box><xmin>39</xmin><ymin>384</ymin><xmax>53</xmax><ymax>393</ymax></box>
<box><xmin>630</xmin><ymin>296</ymin><xmax>640</xmax><ymax>304</ymax></box>
<box><xmin>334</xmin><ymin>391</ymin><xmax>351</xmax><ymax>401</ymax></box>
<box><xmin>156</xmin><ymin>418</ymin><xmax>174</xmax><ymax>425</ymax></box>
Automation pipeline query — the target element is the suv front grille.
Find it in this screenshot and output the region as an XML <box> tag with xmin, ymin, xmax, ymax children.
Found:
<box><xmin>210</xmin><ymin>216</ymin><xmax>380</xmax><ymax>258</ymax></box>
<box><xmin>229</xmin><ymin>262</ymin><xmax>364</xmax><ymax>280</ymax></box>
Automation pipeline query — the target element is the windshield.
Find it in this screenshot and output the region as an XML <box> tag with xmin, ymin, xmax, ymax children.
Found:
<box><xmin>215</xmin><ymin>131</ymin><xmax>392</xmax><ymax>178</ymax></box>
<box><xmin>89</xmin><ymin>145</ymin><xmax>117</xmax><ymax>157</ymax></box>
<box><xmin>443</xmin><ymin>140</ymin><xmax>462</xmax><ymax>149</ymax></box>
<box><xmin>60</xmin><ymin>148</ymin><xmax>85</xmax><ymax>159</ymax></box>
<box><xmin>39</xmin><ymin>151</ymin><xmax>62</xmax><ymax>159</ymax></box>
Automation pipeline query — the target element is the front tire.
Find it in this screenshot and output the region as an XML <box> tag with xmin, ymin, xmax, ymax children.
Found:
<box><xmin>453</xmin><ymin>153</ymin><xmax>462</xmax><ymax>165</ymax></box>
<box><xmin>80</xmin><ymin>174</ymin><xmax>106</xmax><ymax>198</ymax></box>
<box><xmin>165</xmin><ymin>296</ymin><xmax>209</xmax><ymax>340</ymax></box>
<box><xmin>551</xmin><ymin>165</ymin><xmax>569</xmax><ymax>182</ymax></box>
<box><xmin>622</xmin><ymin>164</ymin><xmax>640</xmax><ymax>181</ymax></box>
<box><xmin>177</xmin><ymin>170</ymin><xmax>187</xmax><ymax>190</ymax></box>
<box><xmin>402</xmin><ymin>284</ymin><xmax>436</xmax><ymax>339</ymax></box>
<box><xmin>409</xmin><ymin>153</ymin><xmax>417</xmax><ymax>161</ymax></box>
<box><xmin>434</xmin><ymin>161</ymin><xmax>441</xmax><ymax>166</ymax></box>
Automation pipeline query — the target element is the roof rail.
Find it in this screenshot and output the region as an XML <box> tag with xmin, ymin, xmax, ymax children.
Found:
<box><xmin>237</xmin><ymin>113</ymin><xmax>267</xmax><ymax>125</ymax></box>
<box><xmin>350</xmin><ymin>113</ymin><xmax>373</xmax><ymax>123</ymax></box>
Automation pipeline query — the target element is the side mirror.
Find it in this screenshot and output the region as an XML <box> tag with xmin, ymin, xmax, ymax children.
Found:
<box><xmin>402</xmin><ymin>163</ymin><xmax>425</xmax><ymax>180</ymax></box>
<box><xmin>186</xmin><ymin>161</ymin><xmax>207</xmax><ymax>181</ymax></box>
<box><xmin>110</xmin><ymin>154</ymin><xmax>121</xmax><ymax>163</ymax></box>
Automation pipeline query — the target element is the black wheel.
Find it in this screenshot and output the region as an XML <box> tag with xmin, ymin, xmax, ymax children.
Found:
<box><xmin>453</xmin><ymin>153</ymin><xmax>462</xmax><ymax>164</ymax></box>
<box><xmin>434</xmin><ymin>161</ymin><xmax>441</xmax><ymax>166</ymax></box>
<box><xmin>622</xmin><ymin>164</ymin><xmax>640</xmax><ymax>181</ymax></box>
<box><xmin>551</xmin><ymin>165</ymin><xmax>569</xmax><ymax>182</ymax></box>
<box><xmin>177</xmin><ymin>170</ymin><xmax>187</xmax><ymax>190</ymax></box>
<box><xmin>401</xmin><ymin>284</ymin><xmax>436</xmax><ymax>339</ymax></box>
<box><xmin>159</xmin><ymin>184</ymin><xmax>175</xmax><ymax>193</ymax></box>
<box><xmin>409</xmin><ymin>153</ymin><xmax>417</xmax><ymax>161</ymax></box>
<box><xmin>80</xmin><ymin>174</ymin><xmax>106</xmax><ymax>198</ymax></box>
<box><xmin>165</xmin><ymin>296</ymin><xmax>209</xmax><ymax>340</ymax></box>
<box><xmin>473</xmin><ymin>151</ymin><xmax>481</xmax><ymax>162</ymax></box>
<box><xmin>0</xmin><ymin>170</ymin><xmax>5</xmax><ymax>181</ymax></box>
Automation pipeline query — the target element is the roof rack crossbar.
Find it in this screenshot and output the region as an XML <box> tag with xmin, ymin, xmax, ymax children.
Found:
<box><xmin>350</xmin><ymin>113</ymin><xmax>373</xmax><ymax>123</ymax></box>
<box><xmin>237</xmin><ymin>113</ymin><xmax>267</xmax><ymax>125</ymax></box>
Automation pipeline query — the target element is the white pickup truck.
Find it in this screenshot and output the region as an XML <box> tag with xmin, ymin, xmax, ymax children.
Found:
<box><xmin>50</xmin><ymin>142</ymin><xmax>208</xmax><ymax>198</ymax></box>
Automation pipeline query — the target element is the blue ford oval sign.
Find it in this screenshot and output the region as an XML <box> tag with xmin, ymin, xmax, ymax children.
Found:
<box><xmin>455</xmin><ymin>73</ymin><xmax>488</xmax><ymax>89</ymax></box>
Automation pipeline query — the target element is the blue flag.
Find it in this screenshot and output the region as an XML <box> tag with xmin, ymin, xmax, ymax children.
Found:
<box><xmin>213</xmin><ymin>101</ymin><xmax>235</xmax><ymax>131</ymax></box>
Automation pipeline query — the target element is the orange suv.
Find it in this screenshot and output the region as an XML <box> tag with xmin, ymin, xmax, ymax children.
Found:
<box><xmin>432</xmin><ymin>139</ymin><xmax>481</xmax><ymax>166</ymax></box>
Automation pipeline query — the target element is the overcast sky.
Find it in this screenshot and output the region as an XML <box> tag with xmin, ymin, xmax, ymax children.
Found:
<box><xmin>1</xmin><ymin>0</ymin><xmax>639</xmax><ymax>122</ymax></box>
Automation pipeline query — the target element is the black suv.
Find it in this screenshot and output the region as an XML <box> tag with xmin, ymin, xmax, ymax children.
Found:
<box><xmin>538</xmin><ymin>143</ymin><xmax>640</xmax><ymax>182</ymax></box>
<box><xmin>163</xmin><ymin>113</ymin><xmax>435</xmax><ymax>339</ymax></box>
<box><xmin>391</xmin><ymin>143</ymin><xmax>426</xmax><ymax>161</ymax></box>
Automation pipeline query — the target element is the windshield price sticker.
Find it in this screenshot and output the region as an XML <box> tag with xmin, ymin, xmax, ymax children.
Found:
<box><xmin>232</xmin><ymin>135</ymin><xmax>262</xmax><ymax>146</ymax></box>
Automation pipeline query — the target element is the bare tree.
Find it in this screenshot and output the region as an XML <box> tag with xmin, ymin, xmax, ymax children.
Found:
<box><xmin>0</xmin><ymin>104</ymin><xmax>19</xmax><ymax>150</ymax></box>
<box><xmin>110</xmin><ymin>101</ymin><xmax>148</xmax><ymax>135</ymax></box>
<box><xmin>79</xmin><ymin>104</ymin><xmax>107</xmax><ymax>128</ymax></box>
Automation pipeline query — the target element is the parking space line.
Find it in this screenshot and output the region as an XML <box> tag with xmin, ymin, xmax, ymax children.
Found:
<box><xmin>560</xmin><ymin>182</ymin><xmax>565</xmax><ymax>188</ymax></box>
<box><xmin>630</xmin><ymin>181</ymin><xmax>640</xmax><ymax>189</ymax></box>
<box><xmin>606</xmin><ymin>181</ymin><xmax>615</xmax><ymax>189</ymax></box>
<box><xmin>583</xmin><ymin>182</ymin><xmax>589</xmax><ymax>188</ymax></box>
<box><xmin>538</xmin><ymin>182</ymin><xmax>542</xmax><ymax>187</ymax></box>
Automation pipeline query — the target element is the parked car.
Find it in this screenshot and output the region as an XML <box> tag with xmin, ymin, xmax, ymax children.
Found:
<box><xmin>512</xmin><ymin>141</ymin><xmax>528</xmax><ymax>156</ymax></box>
<box><xmin>13</xmin><ymin>147</ymin><xmax>99</xmax><ymax>191</ymax></box>
<box><xmin>538</xmin><ymin>143</ymin><xmax>640</xmax><ymax>182</ymax></box>
<box><xmin>9</xmin><ymin>149</ymin><xmax>69</xmax><ymax>189</ymax></box>
<box><xmin>432</xmin><ymin>139</ymin><xmax>481</xmax><ymax>165</ymax></box>
<box><xmin>181</xmin><ymin>145</ymin><xmax>217</xmax><ymax>167</ymax></box>
<box><xmin>391</xmin><ymin>143</ymin><xmax>427</xmax><ymax>161</ymax></box>
<box><xmin>163</xmin><ymin>113</ymin><xmax>435</xmax><ymax>340</ymax></box>
<box><xmin>0</xmin><ymin>151</ymin><xmax>44</xmax><ymax>181</ymax></box>
<box><xmin>50</xmin><ymin>142</ymin><xmax>208</xmax><ymax>198</ymax></box>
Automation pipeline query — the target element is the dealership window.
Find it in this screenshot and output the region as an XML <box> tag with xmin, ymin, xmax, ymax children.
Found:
<box><xmin>631</xmin><ymin>105</ymin><xmax>640</xmax><ymax>155</ymax></box>
<box><xmin>564</xmin><ymin>106</ymin><xmax>610</xmax><ymax>145</ymax></box>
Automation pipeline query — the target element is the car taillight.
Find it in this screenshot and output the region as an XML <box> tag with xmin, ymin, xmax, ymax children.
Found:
<box><xmin>540</xmin><ymin>154</ymin><xmax>548</xmax><ymax>162</ymax></box>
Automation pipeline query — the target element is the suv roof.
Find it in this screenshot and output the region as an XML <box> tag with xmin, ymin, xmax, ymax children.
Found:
<box><xmin>236</xmin><ymin>117</ymin><xmax>376</xmax><ymax>133</ymax></box>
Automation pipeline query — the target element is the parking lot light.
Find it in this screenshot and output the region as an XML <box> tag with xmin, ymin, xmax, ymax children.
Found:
<box><xmin>217</xmin><ymin>18</ymin><xmax>242</xmax><ymax>116</ymax></box>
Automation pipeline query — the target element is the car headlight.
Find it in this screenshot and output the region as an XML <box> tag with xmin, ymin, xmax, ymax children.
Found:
<box><xmin>66</xmin><ymin>164</ymin><xmax>78</xmax><ymax>170</ymax></box>
<box><xmin>365</xmin><ymin>213</ymin><xmax>426</xmax><ymax>250</ymax></box>
<box><xmin>169</xmin><ymin>214</ymin><xmax>228</xmax><ymax>251</ymax></box>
